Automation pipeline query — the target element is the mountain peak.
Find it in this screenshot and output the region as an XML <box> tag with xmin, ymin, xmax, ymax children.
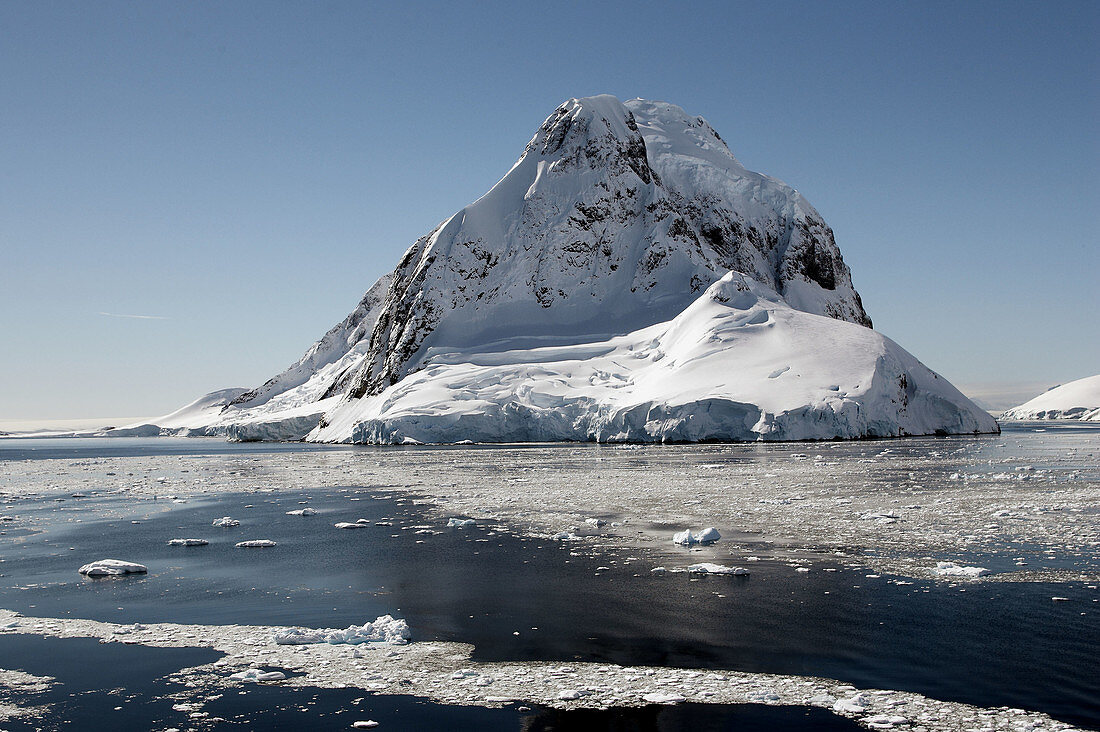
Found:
<box><xmin>246</xmin><ymin>95</ymin><xmax>872</xmax><ymax>408</ymax></box>
<box><xmin>136</xmin><ymin>95</ymin><xmax>995</xmax><ymax>444</ymax></box>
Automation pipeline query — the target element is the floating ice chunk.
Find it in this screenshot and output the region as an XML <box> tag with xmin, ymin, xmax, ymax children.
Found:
<box><xmin>550</xmin><ymin>531</ymin><xmax>580</xmax><ymax>541</ymax></box>
<box><xmin>865</xmin><ymin>715</ymin><xmax>908</xmax><ymax>729</ymax></box>
<box><xmin>557</xmin><ymin>689</ymin><xmax>585</xmax><ymax>700</ymax></box>
<box><xmin>650</xmin><ymin>567</ymin><xmax>668</xmax><ymax>574</ymax></box>
<box><xmin>833</xmin><ymin>692</ymin><xmax>870</xmax><ymax>713</ymax></box>
<box><xmin>235</xmin><ymin>540</ymin><xmax>276</xmax><ymax>548</ymax></box>
<box><xmin>273</xmin><ymin>615</ymin><xmax>410</xmax><ymax>646</ymax></box>
<box><xmin>687</xmin><ymin>563</ymin><xmax>748</xmax><ymax>575</ymax></box>
<box><xmin>447</xmin><ymin>518</ymin><xmax>476</xmax><ymax>527</ymax></box>
<box><xmin>211</xmin><ymin>517</ymin><xmax>240</xmax><ymax>527</ymax></box>
<box><xmin>642</xmin><ymin>692</ymin><xmax>686</xmax><ymax>704</ymax></box>
<box><xmin>672</xmin><ymin>527</ymin><xmax>720</xmax><ymax>545</ymax></box>
<box><xmin>334</xmin><ymin>521</ymin><xmax>369</xmax><ymax>529</ymax></box>
<box><xmin>352</xmin><ymin>722</ymin><xmax>379</xmax><ymax>730</ymax></box>
<box><xmin>78</xmin><ymin>559</ymin><xmax>148</xmax><ymax>576</ymax></box>
<box><xmin>584</xmin><ymin>518</ymin><xmax>607</xmax><ymax>528</ymax></box>
<box><xmin>931</xmin><ymin>561</ymin><xmax>990</xmax><ymax>578</ymax></box>
<box><xmin>166</xmin><ymin>539</ymin><xmax>208</xmax><ymax>547</ymax></box>
<box><xmin>285</xmin><ymin>508</ymin><xmax>317</xmax><ymax>516</ymax></box>
<box><xmin>230</xmin><ymin>669</ymin><xmax>286</xmax><ymax>682</ymax></box>
<box><xmin>0</xmin><ymin>516</ymin><xmax>14</xmax><ymax>521</ymax></box>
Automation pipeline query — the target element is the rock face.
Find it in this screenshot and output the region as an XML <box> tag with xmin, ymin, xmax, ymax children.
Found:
<box><xmin>1001</xmin><ymin>375</ymin><xmax>1100</xmax><ymax>421</ymax></box>
<box><xmin>131</xmin><ymin>95</ymin><xmax>997</xmax><ymax>443</ymax></box>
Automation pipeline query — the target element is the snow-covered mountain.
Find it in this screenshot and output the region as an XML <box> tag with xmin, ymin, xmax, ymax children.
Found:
<box><xmin>1000</xmin><ymin>375</ymin><xmax>1100</xmax><ymax>421</ymax></box>
<box><xmin>124</xmin><ymin>95</ymin><xmax>996</xmax><ymax>443</ymax></box>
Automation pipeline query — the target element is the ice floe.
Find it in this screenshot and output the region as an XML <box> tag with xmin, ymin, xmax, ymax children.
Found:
<box><xmin>211</xmin><ymin>517</ymin><xmax>240</xmax><ymax>527</ymax></box>
<box><xmin>229</xmin><ymin>669</ymin><xmax>286</xmax><ymax>682</ymax></box>
<box><xmin>166</xmin><ymin>539</ymin><xmax>208</xmax><ymax>547</ymax></box>
<box><xmin>930</xmin><ymin>562</ymin><xmax>990</xmax><ymax>578</ymax></box>
<box><xmin>234</xmin><ymin>540</ymin><xmax>276</xmax><ymax>548</ymax></box>
<box><xmin>0</xmin><ymin>608</ymin><xmax>1082</xmax><ymax>732</ymax></box>
<box><xmin>285</xmin><ymin>508</ymin><xmax>317</xmax><ymax>516</ymax></box>
<box><xmin>686</xmin><ymin>563</ymin><xmax>749</xmax><ymax>575</ymax></box>
<box><xmin>642</xmin><ymin>692</ymin><xmax>687</xmax><ymax>704</ymax></box>
<box><xmin>77</xmin><ymin>559</ymin><xmax>148</xmax><ymax>576</ymax></box>
<box><xmin>334</xmin><ymin>520</ymin><xmax>370</xmax><ymax>529</ymax></box>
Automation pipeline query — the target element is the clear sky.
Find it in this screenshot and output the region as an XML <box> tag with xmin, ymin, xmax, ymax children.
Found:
<box><xmin>2</xmin><ymin>0</ymin><xmax>1097</xmax><ymax>425</ymax></box>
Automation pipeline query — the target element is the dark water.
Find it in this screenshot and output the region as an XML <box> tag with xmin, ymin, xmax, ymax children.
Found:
<box><xmin>2</xmin><ymin>486</ymin><xmax>1097</xmax><ymax>729</ymax></box>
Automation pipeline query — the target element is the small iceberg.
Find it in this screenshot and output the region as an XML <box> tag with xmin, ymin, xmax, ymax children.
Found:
<box><xmin>673</xmin><ymin>527</ymin><xmax>721</xmax><ymax>545</ymax></box>
<box><xmin>78</xmin><ymin>559</ymin><xmax>148</xmax><ymax>576</ymax></box>
<box><xmin>273</xmin><ymin>615</ymin><xmax>410</xmax><ymax>646</ymax></box>
<box><xmin>212</xmin><ymin>517</ymin><xmax>240</xmax><ymax>527</ymax></box>
<box><xmin>285</xmin><ymin>508</ymin><xmax>317</xmax><ymax>516</ymax></box>
<box><xmin>334</xmin><ymin>520</ymin><xmax>370</xmax><ymax>529</ymax></box>
<box><xmin>166</xmin><ymin>538</ymin><xmax>208</xmax><ymax>547</ymax></box>
<box><xmin>931</xmin><ymin>561</ymin><xmax>990</xmax><ymax>578</ymax></box>
<box><xmin>447</xmin><ymin>517</ymin><xmax>476</xmax><ymax>527</ymax></box>
<box><xmin>235</xmin><ymin>540</ymin><xmax>277</xmax><ymax>548</ymax></box>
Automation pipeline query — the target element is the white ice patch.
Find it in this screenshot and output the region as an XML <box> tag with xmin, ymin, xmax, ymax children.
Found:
<box><xmin>285</xmin><ymin>508</ymin><xmax>317</xmax><ymax>516</ymax></box>
<box><xmin>235</xmin><ymin>540</ymin><xmax>276</xmax><ymax>548</ymax></box>
<box><xmin>211</xmin><ymin>517</ymin><xmax>240</xmax><ymax>527</ymax></box>
<box><xmin>230</xmin><ymin>669</ymin><xmax>286</xmax><ymax>682</ymax></box>
<box><xmin>78</xmin><ymin>559</ymin><xmax>148</xmax><ymax>576</ymax></box>
<box><xmin>335</xmin><ymin>520</ymin><xmax>370</xmax><ymax>529</ymax></box>
<box><xmin>447</xmin><ymin>518</ymin><xmax>476</xmax><ymax>527</ymax></box>
<box><xmin>273</xmin><ymin>615</ymin><xmax>410</xmax><ymax>646</ymax></box>
<box><xmin>930</xmin><ymin>562</ymin><xmax>990</xmax><ymax>578</ymax></box>
<box><xmin>166</xmin><ymin>539</ymin><xmax>208</xmax><ymax>547</ymax></box>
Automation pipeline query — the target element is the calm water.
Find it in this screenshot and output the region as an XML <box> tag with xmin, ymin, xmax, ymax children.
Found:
<box><xmin>0</xmin><ymin>429</ymin><xmax>1097</xmax><ymax>729</ymax></box>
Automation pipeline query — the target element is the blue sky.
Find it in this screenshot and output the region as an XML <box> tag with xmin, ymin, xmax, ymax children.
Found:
<box><xmin>2</xmin><ymin>0</ymin><xmax>1097</xmax><ymax>423</ymax></box>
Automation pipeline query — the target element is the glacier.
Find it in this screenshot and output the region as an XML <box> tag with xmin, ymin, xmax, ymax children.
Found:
<box><xmin>118</xmin><ymin>95</ymin><xmax>997</xmax><ymax>443</ymax></box>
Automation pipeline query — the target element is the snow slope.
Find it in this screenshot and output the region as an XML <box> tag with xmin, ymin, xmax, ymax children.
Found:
<box><xmin>124</xmin><ymin>95</ymin><xmax>995</xmax><ymax>443</ymax></box>
<box><xmin>1000</xmin><ymin>375</ymin><xmax>1100</xmax><ymax>421</ymax></box>
<box><xmin>310</xmin><ymin>273</ymin><xmax>995</xmax><ymax>443</ymax></box>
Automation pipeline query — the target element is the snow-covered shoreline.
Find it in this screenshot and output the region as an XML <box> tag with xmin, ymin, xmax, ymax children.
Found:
<box><xmin>1001</xmin><ymin>375</ymin><xmax>1100</xmax><ymax>422</ymax></box>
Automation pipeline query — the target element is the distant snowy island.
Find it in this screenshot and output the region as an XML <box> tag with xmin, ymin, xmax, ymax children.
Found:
<box><xmin>112</xmin><ymin>95</ymin><xmax>997</xmax><ymax>443</ymax></box>
<box><xmin>1000</xmin><ymin>375</ymin><xmax>1100</xmax><ymax>421</ymax></box>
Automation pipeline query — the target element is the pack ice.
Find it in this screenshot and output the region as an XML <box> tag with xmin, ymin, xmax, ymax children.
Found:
<box><xmin>122</xmin><ymin>95</ymin><xmax>996</xmax><ymax>444</ymax></box>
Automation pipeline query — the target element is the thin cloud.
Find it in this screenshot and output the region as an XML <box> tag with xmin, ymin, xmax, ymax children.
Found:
<box><xmin>97</xmin><ymin>311</ymin><xmax>169</xmax><ymax>321</ymax></box>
